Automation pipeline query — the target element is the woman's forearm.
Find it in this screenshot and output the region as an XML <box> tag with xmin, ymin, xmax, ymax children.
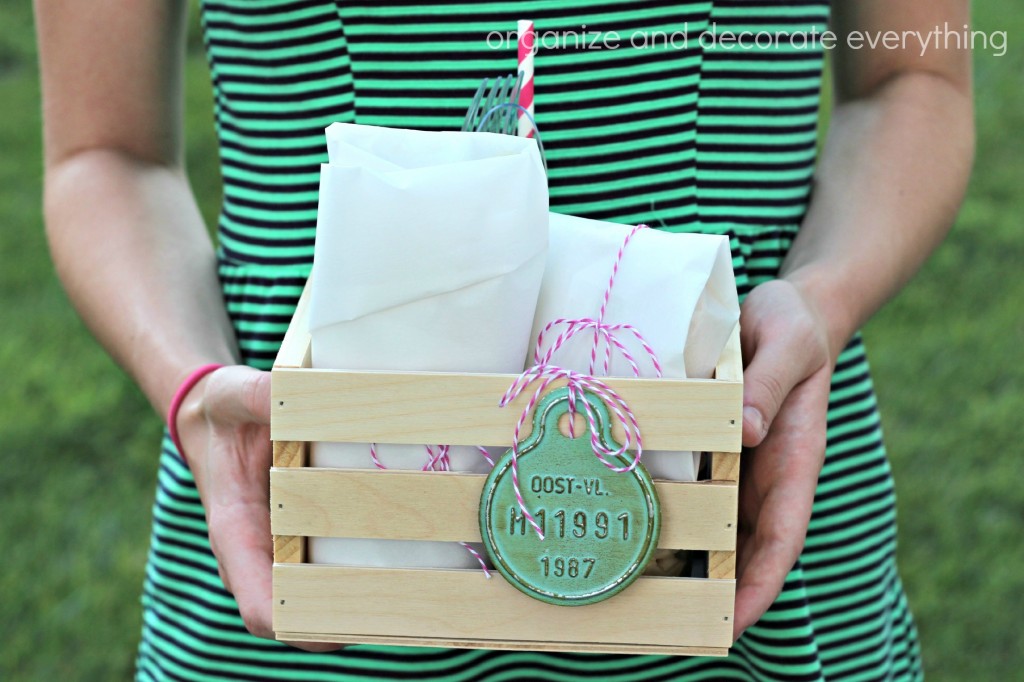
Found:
<box><xmin>34</xmin><ymin>3</ymin><xmax>302</xmax><ymax>641</ymax></box>
<box><xmin>782</xmin><ymin>70</ymin><xmax>974</xmax><ymax>362</ymax></box>
<box><xmin>44</xmin><ymin>149</ymin><xmax>238</xmax><ymax>417</ymax></box>
<box><xmin>732</xmin><ymin>6</ymin><xmax>973</xmax><ymax>628</ymax></box>
<box><xmin>36</xmin><ymin>0</ymin><xmax>237</xmax><ymax>419</ymax></box>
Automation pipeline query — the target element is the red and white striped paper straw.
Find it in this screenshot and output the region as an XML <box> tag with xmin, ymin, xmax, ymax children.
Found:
<box><xmin>517</xmin><ymin>20</ymin><xmax>535</xmax><ymax>138</ymax></box>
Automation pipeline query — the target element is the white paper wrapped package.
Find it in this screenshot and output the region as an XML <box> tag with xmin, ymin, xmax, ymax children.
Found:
<box><xmin>308</xmin><ymin>123</ymin><xmax>548</xmax><ymax>568</ymax></box>
<box><xmin>531</xmin><ymin>213</ymin><xmax>739</xmax><ymax>482</ymax></box>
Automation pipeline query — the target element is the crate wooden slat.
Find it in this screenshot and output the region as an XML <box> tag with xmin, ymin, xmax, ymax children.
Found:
<box><xmin>275</xmin><ymin>283</ymin><xmax>313</xmax><ymax>369</ymax></box>
<box><xmin>271</xmin><ymin>280</ymin><xmax>743</xmax><ymax>656</ymax></box>
<box><xmin>273</xmin><ymin>369</ymin><xmax>740</xmax><ymax>452</ymax></box>
<box><xmin>271</xmin><ymin>468</ymin><xmax>737</xmax><ymax>550</ymax></box>
<box><xmin>274</xmin><ymin>565</ymin><xmax>734</xmax><ymax>652</ymax></box>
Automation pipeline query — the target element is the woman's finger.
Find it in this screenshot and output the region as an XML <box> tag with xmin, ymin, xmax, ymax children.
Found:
<box><xmin>208</xmin><ymin>497</ymin><xmax>276</xmax><ymax>639</ymax></box>
<box><xmin>733</xmin><ymin>366</ymin><xmax>830</xmax><ymax>640</ymax></box>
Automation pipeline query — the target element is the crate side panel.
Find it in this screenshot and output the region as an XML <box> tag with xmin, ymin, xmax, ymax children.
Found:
<box><xmin>715</xmin><ymin>324</ymin><xmax>742</xmax><ymax>382</ymax></box>
<box><xmin>271</xmin><ymin>370</ymin><xmax>742</xmax><ymax>453</ymax></box>
<box><xmin>271</xmin><ymin>468</ymin><xmax>737</xmax><ymax>550</ymax></box>
<box><xmin>274</xmin><ymin>280</ymin><xmax>312</xmax><ymax>369</ymax></box>
<box><xmin>274</xmin><ymin>565</ymin><xmax>734</xmax><ymax>649</ymax></box>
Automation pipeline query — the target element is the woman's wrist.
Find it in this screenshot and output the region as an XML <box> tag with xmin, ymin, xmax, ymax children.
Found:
<box><xmin>168</xmin><ymin>363</ymin><xmax>225</xmax><ymax>463</ymax></box>
<box><xmin>780</xmin><ymin>264</ymin><xmax>859</xmax><ymax>365</ymax></box>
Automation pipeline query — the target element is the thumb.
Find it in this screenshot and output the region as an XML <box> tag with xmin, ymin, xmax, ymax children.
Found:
<box><xmin>741</xmin><ymin>338</ymin><xmax>815</xmax><ymax>448</ymax></box>
<box><xmin>205</xmin><ymin>365</ymin><xmax>272</xmax><ymax>426</ymax></box>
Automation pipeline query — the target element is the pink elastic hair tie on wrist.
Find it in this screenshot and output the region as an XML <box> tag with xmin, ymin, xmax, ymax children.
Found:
<box><xmin>167</xmin><ymin>363</ymin><xmax>225</xmax><ymax>462</ymax></box>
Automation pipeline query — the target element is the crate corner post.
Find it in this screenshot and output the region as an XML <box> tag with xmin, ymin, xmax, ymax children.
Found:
<box><xmin>708</xmin><ymin>322</ymin><xmax>742</xmax><ymax>601</ymax></box>
<box><xmin>271</xmin><ymin>281</ymin><xmax>313</xmax><ymax>637</ymax></box>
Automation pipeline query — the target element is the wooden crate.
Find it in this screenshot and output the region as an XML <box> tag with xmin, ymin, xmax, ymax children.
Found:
<box><xmin>270</xmin><ymin>283</ymin><xmax>743</xmax><ymax>656</ymax></box>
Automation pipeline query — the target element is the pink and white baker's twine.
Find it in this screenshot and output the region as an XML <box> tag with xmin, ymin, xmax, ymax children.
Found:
<box><xmin>368</xmin><ymin>442</ymin><xmax>494</xmax><ymax>576</ymax></box>
<box><xmin>499</xmin><ymin>224</ymin><xmax>662</xmax><ymax>539</ymax></box>
<box><xmin>368</xmin><ymin>443</ymin><xmax>493</xmax><ymax>473</ymax></box>
<box><xmin>499</xmin><ymin>368</ymin><xmax>644</xmax><ymax>539</ymax></box>
<box><xmin>535</xmin><ymin>224</ymin><xmax>662</xmax><ymax>382</ymax></box>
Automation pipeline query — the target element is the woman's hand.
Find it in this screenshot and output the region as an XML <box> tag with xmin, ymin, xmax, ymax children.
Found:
<box><xmin>727</xmin><ymin>0</ymin><xmax>974</xmax><ymax>644</ymax></box>
<box><xmin>176</xmin><ymin>365</ymin><xmax>343</xmax><ymax>652</ymax></box>
<box><xmin>732</xmin><ymin>279</ymin><xmax>833</xmax><ymax>640</ymax></box>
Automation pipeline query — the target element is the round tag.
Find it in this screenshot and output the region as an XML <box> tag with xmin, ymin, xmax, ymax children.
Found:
<box><xmin>480</xmin><ymin>388</ymin><xmax>660</xmax><ymax>606</ymax></box>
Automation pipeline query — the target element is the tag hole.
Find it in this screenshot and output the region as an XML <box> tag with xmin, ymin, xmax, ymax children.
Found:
<box><xmin>726</xmin><ymin>523</ymin><xmax>733</xmax><ymax>528</ymax></box>
<box><xmin>723</xmin><ymin>616</ymin><xmax>729</xmax><ymax>622</ymax></box>
<box><xmin>729</xmin><ymin>419</ymin><xmax>735</xmax><ymax>425</ymax></box>
<box><xmin>280</xmin><ymin>599</ymin><xmax>286</xmax><ymax>605</ymax></box>
<box><xmin>278</xmin><ymin>401</ymin><xmax>284</xmax><ymax>406</ymax></box>
<box><xmin>278</xmin><ymin>504</ymin><xmax>283</xmax><ymax>509</ymax></box>
<box><xmin>558</xmin><ymin>413</ymin><xmax>586</xmax><ymax>438</ymax></box>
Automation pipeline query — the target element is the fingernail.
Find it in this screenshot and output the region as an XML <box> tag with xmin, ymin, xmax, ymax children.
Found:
<box><xmin>743</xmin><ymin>406</ymin><xmax>766</xmax><ymax>438</ymax></box>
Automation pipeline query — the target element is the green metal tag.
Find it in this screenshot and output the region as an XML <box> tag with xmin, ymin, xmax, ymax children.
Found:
<box><xmin>480</xmin><ymin>388</ymin><xmax>661</xmax><ymax>606</ymax></box>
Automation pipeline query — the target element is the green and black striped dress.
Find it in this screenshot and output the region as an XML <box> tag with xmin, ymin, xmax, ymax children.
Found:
<box><xmin>137</xmin><ymin>1</ymin><xmax>923</xmax><ymax>679</ymax></box>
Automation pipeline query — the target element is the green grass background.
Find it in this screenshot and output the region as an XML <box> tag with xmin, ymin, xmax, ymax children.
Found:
<box><xmin>1</xmin><ymin>4</ymin><xmax>1020</xmax><ymax>680</ymax></box>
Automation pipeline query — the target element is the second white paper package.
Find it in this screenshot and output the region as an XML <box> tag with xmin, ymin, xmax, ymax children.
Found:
<box><xmin>530</xmin><ymin>213</ymin><xmax>740</xmax><ymax>482</ymax></box>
